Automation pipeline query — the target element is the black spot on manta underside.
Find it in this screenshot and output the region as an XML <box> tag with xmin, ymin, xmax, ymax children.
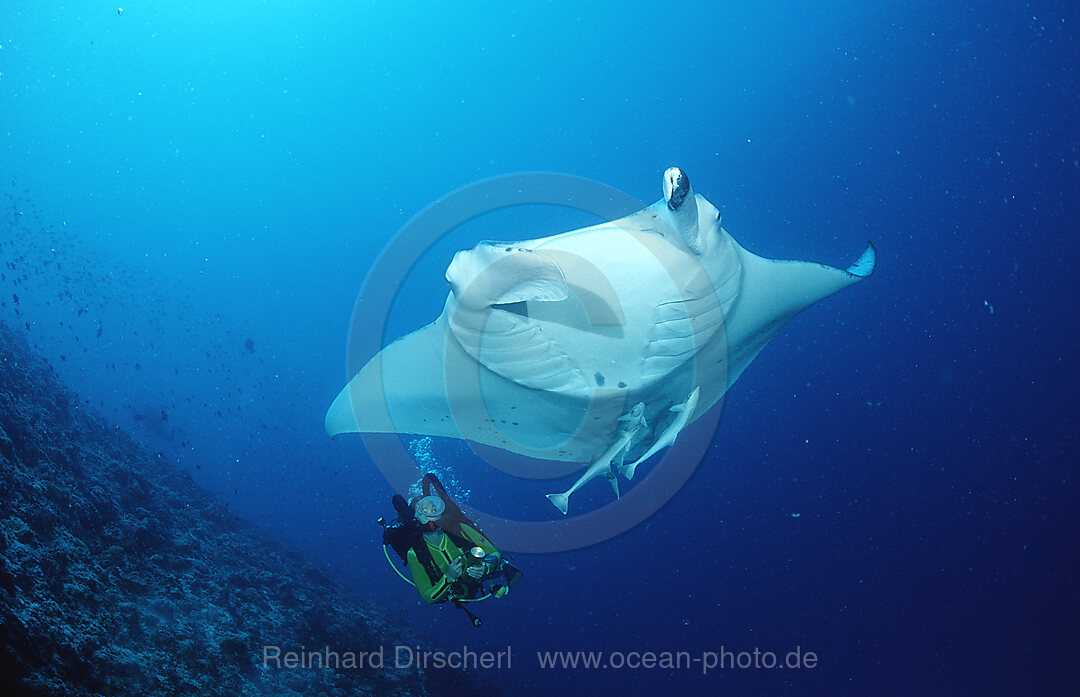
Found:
<box><xmin>594</xmin><ymin>371</ymin><xmax>605</xmax><ymax>386</ymax></box>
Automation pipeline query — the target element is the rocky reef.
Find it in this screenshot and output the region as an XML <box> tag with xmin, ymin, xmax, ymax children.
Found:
<box><xmin>0</xmin><ymin>321</ymin><xmax>495</xmax><ymax>697</ymax></box>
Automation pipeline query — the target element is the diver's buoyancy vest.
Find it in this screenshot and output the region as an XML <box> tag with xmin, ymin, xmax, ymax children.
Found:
<box><xmin>410</xmin><ymin>529</ymin><xmax>474</xmax><ymax>586</ymax></box>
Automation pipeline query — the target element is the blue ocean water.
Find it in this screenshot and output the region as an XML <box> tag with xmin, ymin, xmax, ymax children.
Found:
<box><xmin>2</xmin><ymin>1</ymin><xmax>1077</xmax><ymax>694</ymax></box>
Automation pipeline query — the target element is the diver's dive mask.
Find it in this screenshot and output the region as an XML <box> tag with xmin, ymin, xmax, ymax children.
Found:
<box><xmin>414</xmin><ymin>495</ymin><xmax>446</xmax><ymax>530</ymax></box>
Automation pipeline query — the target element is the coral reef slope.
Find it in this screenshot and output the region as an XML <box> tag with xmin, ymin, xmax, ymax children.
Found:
<box><xmin>0</xmin><ymin>322</ymin><xmax>488</xmax><ymax>697</ymax></box>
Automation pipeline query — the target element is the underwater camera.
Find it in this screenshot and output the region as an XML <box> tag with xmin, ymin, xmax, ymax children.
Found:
<box><xmin>464</xmin><ymin>546</ymin><xmax>501</xmax><ymax>578</ymax></box>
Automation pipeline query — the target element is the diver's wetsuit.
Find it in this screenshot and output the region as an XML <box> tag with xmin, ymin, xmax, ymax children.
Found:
<box><xmin>407</xmin><ymin>524</ymin><xmax>500</xmax><ymax>604</ymax></box>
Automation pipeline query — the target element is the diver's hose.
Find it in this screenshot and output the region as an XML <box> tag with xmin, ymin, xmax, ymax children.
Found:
<box><xmin>456</xmin><ymin>592</ymin><xmax>492</xmax><ymax>603</ymax></box>
<box><xmin>383</xmin><ymin>545</ymin><xmax>417</xmax><ymax>586</ymax></box>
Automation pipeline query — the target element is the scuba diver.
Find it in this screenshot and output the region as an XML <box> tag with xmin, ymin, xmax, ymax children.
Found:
<box><xmin>380</xmin><ymin>473</ymin><xmax>522</xmax><ymax>626</ymax></box>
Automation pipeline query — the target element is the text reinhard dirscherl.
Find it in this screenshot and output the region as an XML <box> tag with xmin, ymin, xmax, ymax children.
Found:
<box><xmin>262</xmin><ymin>645</ymin><xmax>819</xmax><ymax>675</ymax></box>
<box><xmin>262</xmin><ymin>645</ymin><xmax>512</xmax><ymax>671</ymax></box>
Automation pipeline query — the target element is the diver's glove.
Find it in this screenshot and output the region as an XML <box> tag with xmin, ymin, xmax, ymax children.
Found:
<box><xmin>444</xmin><ymin>556</ymin><xmax>465</xmax><ymax>581</ymax></box>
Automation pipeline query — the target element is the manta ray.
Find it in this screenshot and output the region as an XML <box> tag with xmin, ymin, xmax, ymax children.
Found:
<box><xmin>326</xmin><ymin>168</ymin><xmax>875</xmax><ymax>513</ymax></box>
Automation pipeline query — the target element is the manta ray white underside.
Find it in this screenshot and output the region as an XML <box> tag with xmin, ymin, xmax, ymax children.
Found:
<box><xmin>327</xmin><ymin>168</ymin><xmax>875</xmax><ymax>513</ymax></box>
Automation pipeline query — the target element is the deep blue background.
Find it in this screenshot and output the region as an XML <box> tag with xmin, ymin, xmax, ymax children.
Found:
<box><xmin>2</xmin><ymin>1</ymin><xmax>1077</xmax><ymax>694</ymax></box>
